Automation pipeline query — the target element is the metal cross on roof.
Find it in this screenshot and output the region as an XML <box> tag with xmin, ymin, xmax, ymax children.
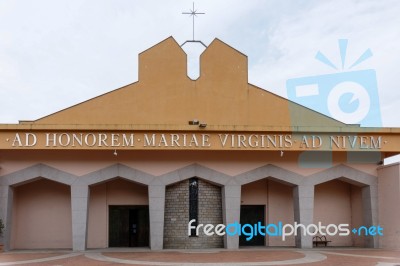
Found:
<box><xmin>182</xmin><ymin>2</ymin><xmax>205</xmax><ymax>41</ymax></box>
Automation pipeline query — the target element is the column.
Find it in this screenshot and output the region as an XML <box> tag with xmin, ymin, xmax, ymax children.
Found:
<box><xmin>148</xmin><ymin>184</ymin><xmax>165</xmax><ymax>250</ymax></box>
<box><xmin>71</xmin><ymin>184</ymin><xmax>89</xmax><ymax>251</ymax></box>
<box><xmin>362</xmin><ymin>184</ymin><xmax>379</xmax><ymax>248</ymax></box>
<box><xmin>293</xmin><ymin>185</ymin><xmax>314</xmax><ymax>248</ymax></box>
<box><xmin>222</xmin><ymin>185</ymin><xmax>241</xmax><ymax>249</ymax></box>
<box><xmin>0</xmin><ymin>186</ymin><xmax>13</xmax><ymax>251</ymax></box>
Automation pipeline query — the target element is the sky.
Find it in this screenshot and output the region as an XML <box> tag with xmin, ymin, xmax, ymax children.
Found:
<box><xmin>0</xmin><ymin>0</ymin><xmax>399</xmax><ymax>128</ymax></box>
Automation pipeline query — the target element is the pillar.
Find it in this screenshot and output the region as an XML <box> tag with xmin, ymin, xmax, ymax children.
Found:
<box><xmin>293</xmin><ymin>185</ymin><xmax>314</xmax><ymax>248</ymax></box>
<box><xmin>362</xmin><ymin>184</ymin><xmax>379</xmax><ymax>248</ymax></box>
<box><xmin>222</xmin><ymin>185</ymin><xmax>241</xmax><ymax>249</ymax></box>
<box><xmin>71</xmin><ymin>184</ymin><xmax>89</xmax><ymax>251</ymax></box>
<box><xmin>148</xmin><ymin>184</ymin><xmax>165</xmax><ymax>250</ymax></box>
<box><xmin>0</xmin><ymin>186</ymin><xmax>13</xmax><ymax>251</ymax></box>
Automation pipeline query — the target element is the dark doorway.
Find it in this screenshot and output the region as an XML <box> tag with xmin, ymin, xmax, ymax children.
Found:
<box><xmin>109</xmin><ymin>205</ymin><xmax>149</xmax><ymax>247</ymax></box>
<box><xmin>240</xmin><ymin>205</ymin><xmax>265</xmax><ymax>246</ymax></box>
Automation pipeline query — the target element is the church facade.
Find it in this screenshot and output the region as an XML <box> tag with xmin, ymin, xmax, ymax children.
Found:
<box><xmin>1</xmin><ymin>37</ymin><xmax>400</xmax><ymax>251</ymax></box>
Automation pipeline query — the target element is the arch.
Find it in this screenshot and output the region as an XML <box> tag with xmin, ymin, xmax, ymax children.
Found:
<box><xmin>11</xmin><ymin>178</ymin><xmax>73</xmax><ymax>249</ymax></box>
<box><xmin>76</xmin><ymin>163</ymin><xmax>155</xmax><ymax>186</ymax></box>
<box><xmin>304</xmin><ymin>164</ymin><xmax>377</xmax><ymax>186</ymax></box>
<box><xmin>0</xmin><ymin>164</ymin><xmax>76</xmax><ymax>187</ymax></box>
<box><xmin>306</xmin><ymin>164</ymin><xmax>378</xmax><ymax>248</ymax></box>
<box><xmin>235</xmin><ymin>164</ymin><xmax>304</xmax><ymax>186</ymax></box>
<box><xmin>160</xmin><ymin>163</ymin><xmax>232</xmax><ymax>186</ymax></box>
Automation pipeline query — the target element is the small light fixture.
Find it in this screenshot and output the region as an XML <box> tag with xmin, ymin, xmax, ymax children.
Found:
<box><xmin>113</xmin><ymin>149</ymin><xmax>118</xmax><ymax>156</ymax></box>
<box><xmin>199</xmin><ymin>123</ymin><xmax>207</xmax><ymax>128</ymax></box>
<box><xmin>188</xmin><ymin>119</ymin><xmax>199</xmax><ymax>125</ymax></box>
<box><xmin>280</xmin><ymin>150</ymin><xmax>284</xmax><ymax>157</ymax></box>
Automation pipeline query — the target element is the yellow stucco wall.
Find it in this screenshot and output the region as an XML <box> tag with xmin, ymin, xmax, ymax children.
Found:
<box><xmin>31</xmin><ymin>37</ymin><xmax>345</xmax><ymax>128</ymax></box>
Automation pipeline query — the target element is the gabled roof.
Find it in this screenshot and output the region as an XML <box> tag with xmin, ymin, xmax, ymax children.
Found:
<box><xmin>27</xmin><ymin>36</ymin><xmax>347</xmax><ymax>129</ymax></box>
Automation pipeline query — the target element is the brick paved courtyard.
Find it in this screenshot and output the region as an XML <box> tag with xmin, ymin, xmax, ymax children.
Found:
<box><xmin>0</xmin><ymin>248</ymin><xmax>400</xmax><ymax>266</ymax></box>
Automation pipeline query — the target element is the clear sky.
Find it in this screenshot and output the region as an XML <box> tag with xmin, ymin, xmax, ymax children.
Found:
<box><xmin>0</xmin><ymin>0</ymin><xmax>399</xmax><ymax>127</ymax></box>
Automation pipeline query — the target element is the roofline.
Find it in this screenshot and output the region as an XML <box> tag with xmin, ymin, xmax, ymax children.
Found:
<box><xmin>248</xmin><ymin>83</ymin><xmax>351</xmax><ymax>127</ymax></box>
<box><xmin>31</xmin><ymin>81</ymin><xmax>138</xmax><ymax>123</ymax></box>
<box><xmin>0</xmin><ymin>123</ymin><xmax>398</xmax><ymax>133</ymax></box>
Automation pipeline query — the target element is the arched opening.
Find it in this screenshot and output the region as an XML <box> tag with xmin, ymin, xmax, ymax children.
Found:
<box><xmin>241</xmin><ymin>178</ymin><xmax>295</xmax><ymax>247</ymax></box>
<box><xmin>164</xmin><ymin>177</ymin><xmax>223</xmax><ymax>248</ymax></box>
<box><xmin>87</xmin><ymin>177</ymin><xmax>149</xmax><ymax>248</ymax></box>
<box><xmin>11</xmin><ymin>178</ymin><xmax>72</xmax><ymax>249</ymax></box>
<box><xmin>314</xmin><ymin>179</ymin><xmax>364</xmax><ymax>247</ymax></box>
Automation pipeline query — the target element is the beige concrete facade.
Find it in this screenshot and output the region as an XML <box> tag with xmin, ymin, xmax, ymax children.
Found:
<box><xmin>87</xmin><ymin>179</ymin><xmax>149</xmax><ymax>249</ymax></box>
<box><xmin>0</xmin><ymin>37</ymin><xmax>399</xmax><ymax>251</ymax></box>
<box><xmin>377</xmin><ymin>162</ymin><xmax>400</xmax><ymax>248</ymax></box>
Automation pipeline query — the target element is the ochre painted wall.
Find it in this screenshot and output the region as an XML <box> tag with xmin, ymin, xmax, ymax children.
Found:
<box><xmin>30</xmin><ymin>37</ymin><xmax>345</xmax><ymax>128</ymax></box>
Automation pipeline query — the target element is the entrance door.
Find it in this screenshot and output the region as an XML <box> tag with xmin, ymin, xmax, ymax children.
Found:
<box><xmin>240</xmin><ymin>205</ymin><xmax>265</xmax><ymax>246</ymax></box>
<box><xmin>109</xmin><ymin>205</ymin><xmax>149</xmax><ymax>247</ymax></box>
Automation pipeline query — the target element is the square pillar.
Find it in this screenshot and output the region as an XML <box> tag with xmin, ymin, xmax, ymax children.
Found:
<box><xmin>0</xmin><ymin>186</ymin><xmax>13</xmax><ymax>251</ymax></box>
<box><xmin>362</xmin><ymin>184</ymin><xmax>379</xmax><ymax>248</ymax></box>
<box><xmin>293</xmin><ymin>185</ymin><xmax>314</xmax><ymax>248</ymax></box>
<box><xmin>71</xmin><ymin>184</ymin><xmax>89</xmax><ymax>251</ymax></box>
<box><xmin>222</xmin><ymin>185</ymin><xmax>241</xmax><ymax>249</ymax></box>
<box><xmin>148</xmin><ymin>184</ymin><xmax>165</xmax><ymax>250</ymax></box>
